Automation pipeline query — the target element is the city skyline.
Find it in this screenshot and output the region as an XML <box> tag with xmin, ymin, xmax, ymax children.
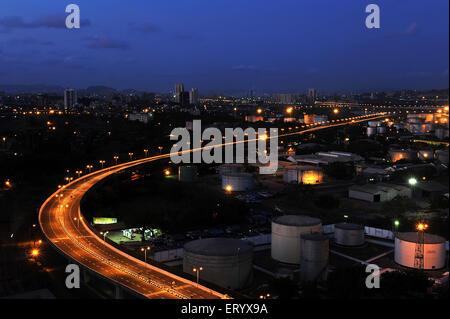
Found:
<box><xmin>0</xmin><ymin>0</ymin><xmax>448</xmax><ymax>94</ymax></box>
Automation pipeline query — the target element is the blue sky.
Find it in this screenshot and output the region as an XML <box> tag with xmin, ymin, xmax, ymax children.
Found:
<box><xmin>0</xmin><ymin>0</ymin><xmax>448</xmax><ymax>94</ymax></box>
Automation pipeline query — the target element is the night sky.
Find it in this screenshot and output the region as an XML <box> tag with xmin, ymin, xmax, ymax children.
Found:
<box><xmin>0</xmin><ymin>0</ymin><xmax>448</xmax><ymax>94</ymax></box>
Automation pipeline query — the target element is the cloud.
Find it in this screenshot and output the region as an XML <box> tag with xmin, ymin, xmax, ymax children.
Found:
<box><xmin>85</xmin><ymin>36</ymin><xmax>130</xmax><ymax>50</ymax></box>
<box><xmin>130</xmin><ymin>23</ymin><xmax>160</xmax><ymax>33</ymax></box>
<box><xmin>0</xmin><ymin>15</ymin><xmax>90</xmax><ymax>31</ymax></box>
<box><xmin>232</xmin><ymin>65</ymin><xmax>260</xmax><ymax>72</ymax></box>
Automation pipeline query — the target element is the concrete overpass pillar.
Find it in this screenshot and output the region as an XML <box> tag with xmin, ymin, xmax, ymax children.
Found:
<box><xmin>114</xmin><ymin>285</ymin><xmax>123</xmax><ymax>299</ymax></box>
<box><xmin>82</xmin><ymin>268</ymin><xmax>91</xmax><ymax>284</ymax></box>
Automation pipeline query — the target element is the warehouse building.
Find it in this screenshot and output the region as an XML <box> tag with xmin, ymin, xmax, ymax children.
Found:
<box><xmin>348</xmin><ymin>183</ymin><xmax>412</xmax><ymax>203</ymax></box>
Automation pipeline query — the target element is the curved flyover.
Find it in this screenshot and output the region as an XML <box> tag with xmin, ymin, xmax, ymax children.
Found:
<box><xmin>39</xmin><ymin>113</ymin><xmax>389</xmax><ymax>299</ymax></box>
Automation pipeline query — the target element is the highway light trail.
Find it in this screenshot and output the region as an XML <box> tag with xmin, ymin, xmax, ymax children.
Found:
<box><xmin>39</xmin><ymin>112</ymin><xmax>389</xmax><ymax>299</ymax></box>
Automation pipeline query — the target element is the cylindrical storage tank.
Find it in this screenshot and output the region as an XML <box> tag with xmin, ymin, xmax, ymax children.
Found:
<box><xmin>178</xmin><ymin>165</ymin><xmax>198</xmax><ymax>182</ymax></box>
<box><xmin>368</xmin><ymin>121</ymin><xmax>380</xmax><ymax>127</ymax></box>
<box><xmin>218</xmin><ymin>164</ymin><xmax>243</xmax><ymax>178</ymax></box>
<box><xmin>394</xmin><ymin>232</ymin><xmax>446</xmax><ymax>270</ymax></box>
<box><xmin>300</xmin><ymin>233</ymin><xmax>329</xmax><ymax>282</ymax></box>
<box><xmin>367</xmin><ymin>127</ymin><xmax>377</xmax><ymax>137</ymax></box>
<box><xmin>435</xmin><ymin>149</ymin><xmax>449</xmax><ymax>164</ymax></box>
<box><xmin>376</xmin><ymin>126</ymin><xmax>386</xmax><ymax>135</ymax></box>
<box><xmin>222</xmin><ymin>173</ymin><xmax>254</xmax><ymax>191</ymax></box>
<box><xmin>183</xmin><ymin>238</ymin><xmax>253</xmax><ymax>290</ymax></box>
<box><xmin>271</xmin><ymin>215</ymin><xmax>322</xmax><ymax>264</ymax></box>
<box><xmin>334</xmin><ymin>223</ymin><xmax>365</xmax><ymax>246</ymax></box>
<box><xmin>417</xmin><ymin>150</ymin><xmax>433</xmax><ymax>161</ymax></box>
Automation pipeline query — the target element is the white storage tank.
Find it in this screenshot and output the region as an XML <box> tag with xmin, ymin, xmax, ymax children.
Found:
<box><xmin>394</xmin><ymin>232</ymin><xmax>446</xmax><ymax>270</ymax></box>
<box><xmin>271</xmin><ymin>215</ymin><xmax>322</xmax><ymax>264</ymax></box>
<box><xmin>183</xmin><ymin>238</ymin><xmax>253</xmax><ymax>290</ymax></box>
<box><xmin>300</xmin><ymin>233</ymin><xmax>329</xmax><ymax>282</ymax></box>
<box><xmin>178</xmin><ymin>165</ymin><xmax>198</xmax><ymax>182</ymax></box>
<box><xmin>334</xmin><ymin>223</ymin><xmax>365</xmax><ymax>246</ymax></box>
<box><xmin>222</xmin><ymin>173</ymin><xmax>254</xmax><ymax>191</ymax></box>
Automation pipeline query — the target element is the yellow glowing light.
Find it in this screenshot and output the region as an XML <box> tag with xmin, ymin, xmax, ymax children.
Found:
<box><xmin>164</xmin><ymin>169</ymin><xmax>170</xmax><ymax>176</ymax></box>
<box><xmin>416</xmin><ymin>223</ymin><xmax>428</xmax><ymax>231</ymax></box>
<box><xmin>225</xmin><ymin>185</ymin><xmax>232</xmax><ymax>192</ymax></box>
<box><xmin>259</xmin><ymin>134</ymin><xmax>268</xmax><ymax>141</ymax></box>
<box><xmin>257</xmin><ymin>108</ymin><xmax>263</xmax><ymax>114</ymax></box>
<box><xmin>286</xmin><ymin>107</ymin><xmax>293</xmax><ymax>114</ymax></box>
<box><xmin>31</xmin><ymin>249</ymin><xmax>39</xmax><ymax>256</ymax></box>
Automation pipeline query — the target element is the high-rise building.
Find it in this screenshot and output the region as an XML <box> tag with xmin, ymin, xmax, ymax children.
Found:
<box><xmin>174</xmin><ymin>83</ymin><xmax>184</xmax><ymax>103</ymax></box>
<box><xmin>189</xmin><ymin>88</ymin><xmax>199</xmax><ymax>104</ymax></box>
<box><xmin>180</xmin><ymin>91</ymin><xmax>190</xmax><ymax>107</ymax></box>
<box><xmin>64</xmin><ymin>89</ymin><xmax>77</xmax><ymax>108</ymax></box>
<box><xmin>308</xmin><ymin>88</ymin><xmax>317</xmax><ymax>101</ymax></box>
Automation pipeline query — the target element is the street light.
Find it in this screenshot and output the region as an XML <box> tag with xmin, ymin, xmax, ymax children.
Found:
<box><xmin>113</xmin><ymin>156</ymin><xmax>119</xmax><ymax>165</ymax></box>
<box><xmin>86</xmin><ymin>165</ymin><xmax>93</xmax><ymax>173</ymax></box>
<box><xmin>141</xmin><ymin>246</ymin><xmax>151</xmax><ymax>263</ymax></box>
<box><xmin>99</xmin><ymin>160</ymin><xmax>106</xmax><ymax>169</ymax></box>
<box><xmin>128</xmin><ymin>152</ymin><xmax>134</xmax><ymax>161</ymax></box>
<box><xmin>100</xmin><ymin>231</ymin><xmax>108</xmax><ymax>241</ymax></box>
<box><xmin>75</xmin><ymin>170</ymin><xmax>82</xmax><ymax>178</ymax></box>
<box><xmin>74</xmin><ymin>216</ymin><xmax>83</xmax><ymax>228</ymax></box>
<box><xmin>158</xmin><ymin>146</ymin><xmax>163</xmax><ymax>154</ymax></box>
<box><xmin>144</xmin><ymin>149</ymin><xmax>148</xmax><ymax>158</ymax></box>
<box><xmin>193</xmin><ymin>266</ymin><xmax>203</xmax><ymax>287</ymax></box>
<box><xmin>408</xmin><ymin>177</ymin><xmax>417</xmax><ymax>186</ymax></box>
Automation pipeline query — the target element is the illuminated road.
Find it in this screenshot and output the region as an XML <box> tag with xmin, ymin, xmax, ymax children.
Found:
<box><xmin>39</xmin><ymin>112</ymin><xmax>389</xmax><ymax>299</ymax></box>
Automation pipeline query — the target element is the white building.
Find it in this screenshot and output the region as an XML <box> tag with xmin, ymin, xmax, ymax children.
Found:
<box><xmin>189</xmin><ymin>88</ymin><xmax>199</xmax><ymax>104</ymax></box>
<box><xmin>348</xmin><ymin>183</ymin><xmax>412</xmax><ymax>203</ymax></box>
<box><xmin>174</xmin><ymin>83</ymin><xmax>184</xmax><ymax>103</ymax></box>
<box><xmin>64</xmin><ymin>89</ymin><xmax>77</xmax><ymax>108</ymax></box>
<box><xmin>127</xmin><ymin>112</ymin><xmax>152</xmax><ymax>124</ymax></box>
<box><xmin>308</xmin><ymin>88</ymin><xmax>317</xmax><ymax>100</ymax></box>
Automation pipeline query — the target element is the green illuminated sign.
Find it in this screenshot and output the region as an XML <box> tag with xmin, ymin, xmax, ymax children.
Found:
<box><xmin>93</xmin><ymin>217</ymin><xmax>117</xmax><ymax>224</ymax></box>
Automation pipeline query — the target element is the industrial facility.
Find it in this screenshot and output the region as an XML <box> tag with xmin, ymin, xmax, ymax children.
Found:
<box><xmin>221</xmin><ymin>172</ymin><xmax>254</xmax><ymax>191</ymax></box>
<box><xmin>334</xmin><ymin>223</ymin><xmax>365</xmax><ymax>246</ymax></box>
<box><xmin>183</xmin><ymin>238</ymin><xmax>254</xmax><ymax>290</ymax></box>
<box><xmin>394</xmin><ymin>232</ymin><xmax>447</xmax><ymax>270</ymax></box>
<box><xmin>271</xmin><ymin>215</ymin><xmax>322</xmax><ymax>264</ymax></box>
<box><xmin>300</xmin><ymin>233</ymin><xmax>329</xmax><ymax>282</ymax></box>
<box><xmin>283</xmin><ymin>165</ymin><xmax>324</xmax><ymax>184</ymax></box>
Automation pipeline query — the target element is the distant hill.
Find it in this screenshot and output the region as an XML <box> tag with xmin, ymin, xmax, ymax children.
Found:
<box><xmin>79</xmin><ymin>86</ymin><xmax>118</xmax><ymax>96</ymax></box>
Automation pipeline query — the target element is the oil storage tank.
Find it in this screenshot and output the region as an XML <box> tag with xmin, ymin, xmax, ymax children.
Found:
<box><xmin>178</xmin><ymin>165</ymin><xmax>198</xmax><ymax>182</ymax></box>
<box><xmin>334</xmin><ymin>223</ymin><xmax>365</xmax><ymax>246</ymax></box>
<box><xmin>218</xmin><ymin>164</ymin><xmax>243</xmax><ymax>178</ymax></box>
<box><xmin>183</xmin><ymin>238</ymin><xmax>253</xmax><ymax>290</ymax></box>
<box><xmin>300</xmin><ymin>233</ymin><xmax>329</xmax><ymax>282</ymax></box>
<box><xmin>394</xmin><ymin>232</ymin><xmax>446</xmax><ymax>270</ymax></box>
<box><xmin>222</xmin><ymin>172</ymin><xmax>254</xmax><ymax>191</ymax></box>
<box><xmin>271</xmin><ymin>215</ymin><xmax>322</xmax><ymax>264</ymax></box>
